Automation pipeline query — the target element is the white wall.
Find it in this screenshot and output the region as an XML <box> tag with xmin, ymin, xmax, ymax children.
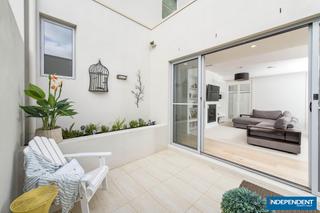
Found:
<box><xmin>37</xmin><ymin>0</ymin><xmax>152</xmax><ymax>130</ymax></box>
<box><xmin>94</xmin><ymin>0</ymin><xmax>195</xmax><ymax>28</ymax></box>
<box><xmin>252</xmin><ymin>72</ymin><xmax>308</xmax><ymax>130</ymax></box>
<box><xmin>177</xmin><ymin>0</ymin><xmax>194</xmax><ymax>9</ymax></box>
<box><xmin>8</xmin><ymin>0</ymin><xmax>24</xmax><ymax>40</ymax></box>
<box><xmin>96</xmin><ymin>0</ymin><xmax>162</xmax><ymax>28</ymax></box>
<box><xmin>149</xmin><ymin>0</ymin><xmax>320</xmax><ymax>125</ymax></box>
<box><xmin>0</xmin><ymin>0</ymin><xmax>24</xmax><ymax>211</ymax></box>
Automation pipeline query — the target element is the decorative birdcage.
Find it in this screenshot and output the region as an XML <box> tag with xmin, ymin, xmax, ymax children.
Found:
<box><xmin>88</xmin><ymin>60</ymin><xmax>109</xmax><ymax>92</ymax></box>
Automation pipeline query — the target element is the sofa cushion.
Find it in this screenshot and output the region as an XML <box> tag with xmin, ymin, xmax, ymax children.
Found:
<box><xmin>232</xmin><ymin>117</ymin><xmax>264</xmax><ymax>125</ymax></box>
<box><xmin>256</xmin><ymin>121</ymin><xmax>275</xmax><ymax>128</ymax></box>
<box><xmin>252</xmin><ymin>110</ymin><xmax>282</xmax><ymax>120</ymax></box>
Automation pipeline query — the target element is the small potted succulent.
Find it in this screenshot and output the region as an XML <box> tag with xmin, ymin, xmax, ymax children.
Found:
<box><xmin>20</xmin><ymin>74</ymin><xmax>77</xmax><ymax>143</ymax></box>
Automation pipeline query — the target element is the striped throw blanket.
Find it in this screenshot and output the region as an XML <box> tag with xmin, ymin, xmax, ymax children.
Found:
<box><xmin>24</xmin><ymin>149</ymin><xmax>84</xmax><ymax>213</ymax></box>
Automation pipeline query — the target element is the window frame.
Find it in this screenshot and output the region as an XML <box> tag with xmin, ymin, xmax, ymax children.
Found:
<box><xmin>40</xmin><ymin>17</ymin><xmax>76</xmax><ymax>79</ymax></box>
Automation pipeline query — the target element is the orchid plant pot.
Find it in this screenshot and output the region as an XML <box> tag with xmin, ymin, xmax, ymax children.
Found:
<box><xmin>35</xmin><ymin>127</ymin><xmax>63</xmax><ymax>143</ymax></box>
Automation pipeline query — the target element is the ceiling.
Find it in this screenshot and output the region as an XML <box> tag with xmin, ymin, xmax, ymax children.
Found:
<box><xmin>205</xmin><ymin>27</ymin><xmax>309</xmax><ymax>80</ymax></box>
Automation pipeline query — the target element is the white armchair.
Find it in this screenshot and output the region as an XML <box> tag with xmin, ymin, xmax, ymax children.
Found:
<box><xmin>24</xmin><ymin>136</ymin><xmax>112</xmax><ymax>213</ymax></box>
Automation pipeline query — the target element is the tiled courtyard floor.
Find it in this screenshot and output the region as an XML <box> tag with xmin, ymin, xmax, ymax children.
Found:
<box><xmin>72</xmin><ymin>148</ymin><xmax>311</xmax><ymax>213</ymax></box>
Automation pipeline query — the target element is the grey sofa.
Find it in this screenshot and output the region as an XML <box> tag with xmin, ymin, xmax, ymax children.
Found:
<box><xmin>232</xmin><ymin>110</ymin><xmax>301</xmax><ymax>154</ymax></box>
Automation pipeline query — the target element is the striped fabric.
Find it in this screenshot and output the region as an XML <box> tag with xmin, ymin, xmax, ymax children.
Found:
<box><xmin>24</xmin><ymin>148</ymin><xmax>84</xmax><ymax>213</ymax></box>
<box><xmin>29</xmin><ymin>136</ymin><xmax>67</xmax><ymax>166</ymax></box>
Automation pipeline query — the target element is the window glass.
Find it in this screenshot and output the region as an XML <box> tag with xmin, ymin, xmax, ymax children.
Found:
<box><xmin>162</xmin><ymin>0</ymin><xmax>177</xmax><ymax>18</ymax></box>
<box><xmin>172</xmin><ymin>59</ymin><xmax>199</xmax><ymax>150</ymax></box>
<box><xmin>41</xmin><ymin>18</ymin><xmax>74</xmax><ymax>78</ymax></box>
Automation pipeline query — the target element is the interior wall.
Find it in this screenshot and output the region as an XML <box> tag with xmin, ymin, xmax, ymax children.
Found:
<box><xmin>37</xmin><ymin>0</ymin><xmax>152</xmax><ymax>130</ymax></box>
<box><xmin>149</xmin><ymin>0</ymin><xmax>320</xmax><ymax>125</ymax></box>
<box><xmin>251</xmin><ymin>72</ymin><xmax>308</xmax><ymax>130</ymax></box>
<box><xmin>0</xmin><ymin>0</ymin><xmax>24</xmax><ymax>211</ymax></box>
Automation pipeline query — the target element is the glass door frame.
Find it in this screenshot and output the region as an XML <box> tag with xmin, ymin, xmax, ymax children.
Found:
<box><xmin>310</xmin><ymin>19</ymin><xmax>320</xmax><ymax>196</ymax></box>
<box><xmin>170</xmin><ymin>18</ymin><xmax>320</xmax><ymax>195</ymax></box>
<box><xmin>170</xmin><ymin>56</ymin><xmax>203</xmax><ymax>153</ymax></box>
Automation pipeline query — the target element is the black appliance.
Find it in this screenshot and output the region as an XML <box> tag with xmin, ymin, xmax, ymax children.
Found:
<box><xmin>206</xmin><ymin>85</ymin><xmax>220</xmax><ymax>101</ymax></box>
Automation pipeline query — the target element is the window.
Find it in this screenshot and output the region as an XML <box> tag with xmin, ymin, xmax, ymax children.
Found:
<box><xmin>41</xmin><ymin>18</ymin><xmax>75</xmax><ymax>78</ymax></box>
<box><xmin>162</xmin><ymin>0</ymin><xmax>177</xmax><ymax>19</ymax></box>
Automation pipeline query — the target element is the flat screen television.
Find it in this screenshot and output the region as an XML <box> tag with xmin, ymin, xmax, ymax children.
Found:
<box><xmin>206</xmin><ymin>85</ymin><xmax>220</xmax><ymax>101</ymax></box>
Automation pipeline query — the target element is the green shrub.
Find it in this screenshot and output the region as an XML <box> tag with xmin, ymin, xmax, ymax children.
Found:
<box><xmin>111</xmin><ymin>119</ymin><xmax>126</xmax><ymax>131</ymax></box>
<box><xmin>138</xmin><ymin>118</ymin><xmax>146</xmax><ymax>127</ymax></box>
<box><xmin>221</xmin><ymin>188</ymin><xmax>272</xmax><ymax>213</ymax></box>
<box><xmin>85</xmin><ymin>123</ymin><xmax>97</xmax><ymax>135</ymax></box>
<box><xmin>101</xmin><ymin>125</ymin><xmax>109</xmax><ymax>133</ymax></box>
<box><xmin>62</xmin><ymin>123</ymin><xmax>84</xmax><ymax>139</ymax></box>
<box><xmin>129</xmin><ymin>120</ymin><xmax>139</xmax><ymax>128</ymax></box>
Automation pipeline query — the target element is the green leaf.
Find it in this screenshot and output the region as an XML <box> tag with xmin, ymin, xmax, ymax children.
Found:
<box><xmin>20</xmin><ymin>105</ymin><xmax>46</xmax><ymax>117</ymax></box>
<box><xmin>36</xmin><ymin>99</ymin><xmax>49</xmax><ymax>107</ymax></box>
<box><xmin>24</xmin><ymin>84</ymin><xmax>46</xmax><ymax>100</ymax></box>
<box><xmin>58</xmin><ymin>109</ymin><xmax>77</xmax><ymax>116</ymax></box>
<box><xmin>48</xmin><ymin>94</ymin><xmax>56</xmax><ymax>107</ymax></box>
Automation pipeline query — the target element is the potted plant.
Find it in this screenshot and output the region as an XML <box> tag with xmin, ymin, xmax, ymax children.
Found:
<box><xmin>221</xmin><ymin>187</ymin><xmax>272</xmax><ymax>213</ymax></box>
<box><xmin>20</xmin><ymin>74</ymin><xmax>77</xmax><ymax>143</ymax></box>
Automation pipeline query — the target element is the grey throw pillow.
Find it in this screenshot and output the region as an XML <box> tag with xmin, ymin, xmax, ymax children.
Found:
<box><xmin>274</xmin><ymin>116</ymin><xmax>291</xmax><ymax>129</ymax></box>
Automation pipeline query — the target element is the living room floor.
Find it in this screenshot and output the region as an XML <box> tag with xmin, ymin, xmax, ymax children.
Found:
<box><xmin>71</xmin><ymin>149</ymin><xmax>311</xmax><ymax>213</ymax></box>
<box><xmin>204</xmin><ymin>125</ymin><xmax>308</xmax><ymax>186</ymax></box>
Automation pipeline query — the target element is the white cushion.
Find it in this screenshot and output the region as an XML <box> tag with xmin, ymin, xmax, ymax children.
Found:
<box><xmin>81</xmin><ymin>166</ymin><xmax>108</xmax><ymax>197</ymax></box>
<box><xmin>54</xmin><ymin>159</ymin><xmax>84</xmax><ymax>176</ymax></box>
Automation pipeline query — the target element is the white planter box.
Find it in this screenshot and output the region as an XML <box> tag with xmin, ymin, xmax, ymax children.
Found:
<box><xmin>58</xmin><ymin>124</ymin><xmax>168</xmax><ymax>170</ymax></box>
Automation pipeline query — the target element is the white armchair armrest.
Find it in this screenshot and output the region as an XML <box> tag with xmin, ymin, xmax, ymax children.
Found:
<box><xmin>64</xmin><ymin>152</ymin><xmax>112</xmax><ymax>167</ymax></box>
<box><xmin>64</xmin><ymin>152</ymin><xmax>112</xmax><ymax>158</ymax></box>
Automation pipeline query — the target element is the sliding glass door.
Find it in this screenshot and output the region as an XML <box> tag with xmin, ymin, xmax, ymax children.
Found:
<box><xmin>172</xmin><ymin>58</ymin><xmax>200</xmax><ymax>150</ymax></box>
<box><xmin>170</xmin><ymin>19</ymin><xmax>320</xmax><ymax>195</ymax></box>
